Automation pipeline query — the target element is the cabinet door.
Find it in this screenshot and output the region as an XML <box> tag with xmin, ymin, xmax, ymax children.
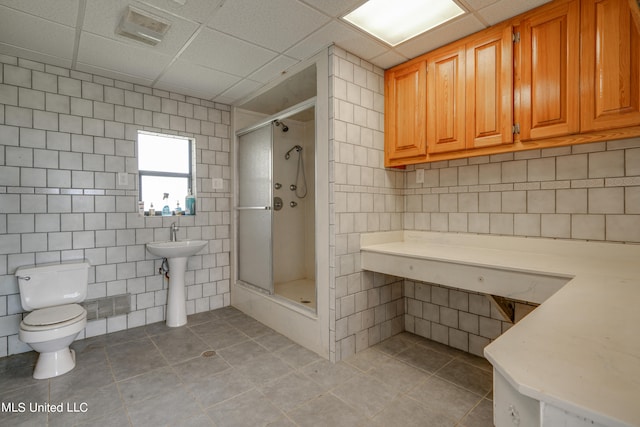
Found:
<box><xmin>427</xmin><ymin>43</ymin><xmax>466</xmax><ymax>153</ymax></box>
<box><xmin>581</xmin><ymin>0</ymin><xmax>640</xmax><ymax>132</ymax></box>
<box><xmin>519</xmin><ymin>0</ymin><xmax>580</xmax><ymax>141</ymax></box>
<box><xmin>384</xmin><ymin>61</ymin><xmax>427</xmax><ymax>165</ymax></box>
<box><xmin>466</xmin><ymin>24</ymin><xmax>514</xmax><ymax>149</ymax></box>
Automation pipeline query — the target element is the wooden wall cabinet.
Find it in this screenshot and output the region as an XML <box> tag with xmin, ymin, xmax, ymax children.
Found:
<box><xmin>518</xmin><ymin>0</ymin><xmax>580</xmax><ymax>141</ymax></box>
<box><xmin>384</xmin><ymin>61</ymin><xmax>427</xmax><ymax>165</ymax></box>
<box><xmin>384</xmin><ymin>0</ymin><xmax>640</xmax><ymax>167</ymax></box>
<box><xmin>426</xmin><ymin>43</ymin><xmax>466</xmax><ymax>154</ymax></box>
<box><xmin>386</xmin><ymin>23</ymin><xmax>513</xmax><ymax>165</ymax></box>
<box><xmin>580</xmin><ymin>0</ymin><xmax>640</xmax><ymax>132</ymax></box>
<box><xmin>465</xmin><ymin>24</ymin><xmax>514</xmax><ymax>150</ymax></box>
<box><xmin>426</xmin><ymin>23</ymin><xmax>514</xmax><ymax>154</ymax></box>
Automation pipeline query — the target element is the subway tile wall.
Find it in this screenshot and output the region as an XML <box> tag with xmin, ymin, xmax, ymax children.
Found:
<box><xmin>4</xmin><ymin>46</ymin><xmax>638</xmax><ymax>362</ymax></box>
<box><xmin>404</xmin><ymin>281</ymin><xmax>516</xmax><ymax>358</ymax></box>
<box><xmin>331</xmin><ymin>46</ymin><xmax>640</xmax><ymax>361</ymax></box>
<box><xmin>328</xmin><ymin>46</ymin><xmax>405</xmax><ymax>362</ymax></box>
<box><xmin>404</xmin><ymin>140</ymin><xmax>640</xmax><ymax>242</ymax></box>
<box><xmin>402</xmin><ymin>138</ymin><xmax>640</xmax><ymax>356</ymax></box>
<box><xmin>0</xmin><ymin>55</ymin><xmax>231</xmax><ymax>357</ymax></box>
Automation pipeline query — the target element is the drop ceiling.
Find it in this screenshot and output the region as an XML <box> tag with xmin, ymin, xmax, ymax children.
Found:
<box><xmin>0</xmin><ymin>0</ymin><xmax>550</xmax><ymax>106</ymax></box>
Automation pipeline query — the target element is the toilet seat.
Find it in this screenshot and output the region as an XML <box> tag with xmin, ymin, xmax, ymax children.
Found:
<box><xmin>21</xmin><ymin>304</ymin><xmax>86</xmax><ymax>331</ymax></box>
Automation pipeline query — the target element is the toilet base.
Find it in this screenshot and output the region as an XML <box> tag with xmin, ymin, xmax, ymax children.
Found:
<box><xmin>33</xmin><ymin>348</ymin><xmax>76</xmax><ymax>379</ymax></box>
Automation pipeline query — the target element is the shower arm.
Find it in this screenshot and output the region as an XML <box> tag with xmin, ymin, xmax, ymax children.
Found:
<box><xmin>285</xmin><ymin>145</ymin><xmax>303</xmax><ymax>160</ymax></box>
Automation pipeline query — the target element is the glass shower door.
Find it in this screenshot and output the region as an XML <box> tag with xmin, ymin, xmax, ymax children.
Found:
<box><xmin>237</xmin><ymin>124</ymin><xmax>273</xmax><ymax>294</ymax></box>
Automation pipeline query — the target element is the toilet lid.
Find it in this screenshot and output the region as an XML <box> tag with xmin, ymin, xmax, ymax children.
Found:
<box><xmin>23</xmin><ymin>304</ymin><xmax>85</xmax><ymax>326</ymax></box>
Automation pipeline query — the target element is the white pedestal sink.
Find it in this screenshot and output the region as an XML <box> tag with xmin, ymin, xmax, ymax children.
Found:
<box><xmin>146</xmin><ymin>240</ymin><xmax>207</xmax><ymax>327</ymax></box>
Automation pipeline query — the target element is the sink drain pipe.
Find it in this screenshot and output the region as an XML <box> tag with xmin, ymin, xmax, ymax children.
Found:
<box><xmin>159</xmin><ymin>257</ymin><xmax>170</xmax><ymax>279</ymax></box>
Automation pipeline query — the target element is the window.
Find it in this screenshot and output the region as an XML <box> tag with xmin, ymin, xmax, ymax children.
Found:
<box><xmin>137</xmin><ymin>131</ymin><xmax>195</xmax><ymax>215</ymax></box>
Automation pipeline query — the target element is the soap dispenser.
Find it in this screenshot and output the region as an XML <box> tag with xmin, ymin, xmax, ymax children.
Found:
<box><xmin>175</xmin><ymin>200</ymin><xmax>182</xmax><ymax>215</ymax></box>
<box><xmin>185</xmin><ymin>188</ymin><xmax>195</xmax><ymax>215</ymax></box>
<box><xmin>162</xmin><ymin>193</ymin><xmax>171</xmax><ymax>216</ymax></box>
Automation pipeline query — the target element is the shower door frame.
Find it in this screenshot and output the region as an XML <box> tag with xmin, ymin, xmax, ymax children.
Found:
<box><xmin>235</xmin><ymin>98</ymin><xmax>317</xmax><ymax>301</ymax></box>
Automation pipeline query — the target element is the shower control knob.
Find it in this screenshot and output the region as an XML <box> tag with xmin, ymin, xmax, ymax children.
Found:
<box><xmin>290</xmin><ymin>201</ymin><xmax>297</xmax><ymax>208</ymax></box>
<box><xmin>274</xmin><ymin>197</ymin><xmax>283</xmax><ymax>211</ymax></box>
<box><xmin>289</xmin><ymin>184</ymin><xmax>297</xmax><ymax>191</ymax></box>
<box><xmin>274</xmin><ymin>183</ymin><xmax>282</xmax><ymax>189</ymax></box>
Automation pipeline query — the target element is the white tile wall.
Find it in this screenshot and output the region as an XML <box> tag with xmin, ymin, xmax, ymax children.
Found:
<box><xmin>405</xmin><ymin>280</ymin><xmax>523</xmax><ymax>357</ymax></box>
<box><xmin>0</xmin><ymin>55</ymin><xmax>231</xmax><ymax>356</ymax></box>
<box><xmin>400</xmin><ymin>138</ymin><xmax>640</xmax><ymax>356</ymax></box>
<box><xmin>404</xmin><ymin>138</ymin><xmax>640</xmax><ymax>242</ymax></box>
<box><xmin>328</xmin><ymin>46</ymin><xmax>640</xmax><ymax>363</ymax></box>
<box><xmin>328</xmin><ymin>46</ymin><xmax>404</xmax><ymax>362</ymax></box>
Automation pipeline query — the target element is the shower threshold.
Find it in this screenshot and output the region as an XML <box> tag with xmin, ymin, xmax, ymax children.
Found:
<box><xmin>274</xmin><ymin>278</ymin><xmax>316</xmax><ymax>310</ymax></box>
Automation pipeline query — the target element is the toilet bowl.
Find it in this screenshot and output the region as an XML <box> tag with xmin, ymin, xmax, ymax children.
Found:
<box><xmin>15</xmin><ymin>261</ymin><xmax>90</xmax><ymax>379</ymax></box>
<box><xmin>19</xmin><ymin>304</ymin><xmax>87</xmax><ymax>379</ymax></box>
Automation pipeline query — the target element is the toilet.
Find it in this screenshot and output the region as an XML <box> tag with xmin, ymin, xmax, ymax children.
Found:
<box><xmin>15</xmin><ymin>261</ymin><xmax>90</xmax><ymax>379</ymax></box>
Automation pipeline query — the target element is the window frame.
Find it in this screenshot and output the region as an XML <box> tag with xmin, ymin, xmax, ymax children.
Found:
<box><xmin>137</xmin><ymin>130</ymin><xmax>196</xmax><ymax>214</ymax></box>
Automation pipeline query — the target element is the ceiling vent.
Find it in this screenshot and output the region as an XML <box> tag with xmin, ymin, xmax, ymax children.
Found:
<box><xmin>116</xmin><ymin>6</ymin><xmax>171</xmax><ymax>46</ymax></box>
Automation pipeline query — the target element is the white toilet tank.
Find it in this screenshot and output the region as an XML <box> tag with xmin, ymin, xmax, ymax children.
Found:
<box><xmin>15</xmin><ymin>261</ymin><xmax>90</xmax><ymax>311</ymax></box>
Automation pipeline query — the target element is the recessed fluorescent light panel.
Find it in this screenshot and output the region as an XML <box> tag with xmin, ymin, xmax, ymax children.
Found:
<box><xmin>343</xmin><ymin>0</ymin><xmax>465</xmax><ymax>46</ymax></box>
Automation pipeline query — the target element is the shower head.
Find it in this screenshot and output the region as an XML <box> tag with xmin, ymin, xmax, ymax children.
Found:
<box><xmin>273</xmin><ymin>120</ymin><xmax>289</xmax><ymax>132</ymax></box>
<box><xmin>285</xmin><ymin>145</ymin><xmax>302</xmax><ymax>160</ymax></box>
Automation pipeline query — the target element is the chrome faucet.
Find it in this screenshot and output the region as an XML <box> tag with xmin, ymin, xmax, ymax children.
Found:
<box><xmin>170</xmin><ymin>222</ymin><xmax>179</xmax><ymax>242</ymax></box>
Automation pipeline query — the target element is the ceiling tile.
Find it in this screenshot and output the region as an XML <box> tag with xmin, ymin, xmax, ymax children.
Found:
<box><xmin>0</xmin><ymin>0</ymin><xmax>559</xmax><ymax>106</ymax></box>
<box><xmin>477</xmin><ymin>0</ymin><xmax>552</xmax><ymax>25</ymax></box>
<box><xmin>395</xmin><ymin>14</ymin><xmax>486</xmax><ymax>59</ymax></box>
<box><xmin>83</xmin><ymin>0</ymin><xmax>199</xmax><ymax>56</ymax></box>
<box><xmin>301</xmin><ymin>0</ymin><xmax>365</xmax><ymax>18</ymax></box>
<box><xmin>237</xmin><ymin>64</ymin><xmax>316</xmax><ymax>115</ymax></box>
<box><xmin>157</xmin><ymin>59</ymin><xmax>241</xmax><ymax>99</ymax></box>
<box><xmin>77</xmin><ymin>32</ymin><xmax>173</xmax><ymax>81</ymax></box>
<box><xmin>138</xmin><ymin>0</ymin><xmax>224</xmax><ymax>23</ymax></box>
<box><xmin>208</xmin><ymin>0</ymin><xmax>331</xmax><ymax>52</ymax></box>
<box><xmin>75</xmin><ymin>63</ymin><xmax>154</xmax><ymax>87</ymax></box>
<box><xmin>180</xmin><ymin>28</ymin><xmax>277</xmax><ymax>77</ymax></box>
<box><xmin>286</xmin><ymin>20</ymin><xmax>388</xmax><ymax>62</ymax></box>
<box><xmin>0</xmin><ymin>0</ymin><xmax>79</xmax><ymax>27</ymax></box>
<box><xmin>248</xmin><ymin>55</ymin><xmax>301</xmax><ymax>84</ymax></box>
<box><xmin>214</xmin><ymin>78</ymin><xmax>264</xmax><ymax>105</ymax></box>
<box><xmin>367</xmin><ymin>50</ymin><xmax>410</xmax><ymax>70</ymax></box>
<box><xmin>0</xmin><ymin>6</ymin><xmax>76</xmax><ymax>60</ymax></box>
<box><xmin>0</xmin><ymin>44</ymin><xmax>73</xmax><ymax>69</ymax></box>
<box><xmin>459</xmin><ymin>0</ymin><xmax>500</xmax><ymax>10</ymax></box>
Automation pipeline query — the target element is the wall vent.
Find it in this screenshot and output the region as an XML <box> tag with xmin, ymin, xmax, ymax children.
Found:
<box><xmin>116</xmin><ymin>6</ymin><xmax>170</xmax><ymax>46</ymax></box>
<box><xmin>82</xmin><ymin>294</ymin><xmax>131</xmax><ymax>321</ymax></box>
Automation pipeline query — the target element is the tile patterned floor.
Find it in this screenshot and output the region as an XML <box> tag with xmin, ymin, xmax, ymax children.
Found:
<box><xmin>0</xmin><ymin>307</ymin><xmax>494</xmax><ymax>426</ymax></box>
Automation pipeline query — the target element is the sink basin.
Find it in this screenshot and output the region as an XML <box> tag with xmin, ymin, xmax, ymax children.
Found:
<box><xmin>146</xmin><ymin>240</ymin><xmax>207</xmax><ymax>258</ymax></box>
<box><xmin>146</xmin><ymin>239</ymin><xmax>208</xmax><ymax>328</ymax></box>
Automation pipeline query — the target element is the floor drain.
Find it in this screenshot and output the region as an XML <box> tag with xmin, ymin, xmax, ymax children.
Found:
<box><xmin>300</xmin><ymin>300</ymin><xmax>311</xmax><ymax>304</ymax></box>
<box><xmin>201</xmin><ymin>350</ymin><xmax>216</xmax><ymax>358</ymax></box>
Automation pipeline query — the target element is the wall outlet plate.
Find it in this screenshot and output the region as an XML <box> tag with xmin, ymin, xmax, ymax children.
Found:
<box><xmin>212</xmin><ymin>178</ymin><xmax>224</xmax><ymax>190</ymax></box>
<box><xmin>415</xmin><ymin>169</ymin><xmax>424</xmax><ymax>184</ymax></box>
<box><xmin>117</xmin><ymin>172</ymin><xmax>129</xmax><ymax>186</ymax></box>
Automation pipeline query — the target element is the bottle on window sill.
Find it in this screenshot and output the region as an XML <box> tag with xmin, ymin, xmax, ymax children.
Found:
<box><xmin>162</xmin><ymin>193</ymin><xmax>171</xmax><ymax>216</ymax></box>
<box><xmin>185</xmin><ymin>188</ymin><xmax>195</xmax><ymax>215</ymax></box>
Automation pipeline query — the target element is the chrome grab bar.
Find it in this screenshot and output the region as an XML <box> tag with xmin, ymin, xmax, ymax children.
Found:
<box><xmin>236</xmin><ymin>206</ymin><xmax>271</xmax><ymax>210</ymax></box>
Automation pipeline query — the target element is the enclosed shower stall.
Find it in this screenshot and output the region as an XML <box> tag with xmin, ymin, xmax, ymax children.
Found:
<box><xmin>232</xmin><ymin>58</ymin><xmax>329</xmax><ymax>358</ymax></box>
<box><xmin>236</xmin><ymin>107</ymin><xmax>316</xmax><ymax>310</ymax></box>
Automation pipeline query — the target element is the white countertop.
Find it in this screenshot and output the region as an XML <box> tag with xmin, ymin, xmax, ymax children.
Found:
<box><xmin>360</xmin><ymin>231</ymin><xmax>640</xmax><ymax>427</ymax></box>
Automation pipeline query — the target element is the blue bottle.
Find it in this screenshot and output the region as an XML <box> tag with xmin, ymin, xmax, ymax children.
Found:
<box><xmin>162</xmin><ymin>193</ymin><xmax>171</xmax><ymax>216</ymax></box>
<box><xmin>185</xmin><ymin>188</ymin><xmax>196</xmax><ymax>215</ymax></box>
